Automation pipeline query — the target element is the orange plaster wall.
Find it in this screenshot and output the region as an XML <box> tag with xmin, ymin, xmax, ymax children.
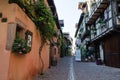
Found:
<box><xmin>41</xmin><ymin>43</ymin><xmax>50</xmax><ymax>70</ymax></box>
<box><xmin>0</xmin><ymin>23</ymin><xmax>10</xmax><ymax>80</ymax></box>
<box><xmin>0</xmin><ymin>1</ymin><xmax>13</xmax><ymax>80</ymax></box>
<box><xmin>0</xmin><ymin>1</ymin><xmax>50</xmax><ymax>80</ymax></box>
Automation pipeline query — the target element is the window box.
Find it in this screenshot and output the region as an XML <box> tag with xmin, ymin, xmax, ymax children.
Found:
<box><xmin>12</xmin><ymin>37</ymin><xmax>31</xmax><ymax>54</ymax></box>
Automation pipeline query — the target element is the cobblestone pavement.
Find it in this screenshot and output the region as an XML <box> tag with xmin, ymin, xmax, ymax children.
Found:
<box><xmin>34</xmin><ymin>57</ymin><xmax>70</xmax><ymax>80</ymax></box>
<box><xmin>74</xmin><ymin>60</ymin><xmax>120</xmax><ymax>80</ymax></box>
<box><xmin>34</xmin><ymin>56</ymin><xmax>120</xmax><ymax>80</ymax></box>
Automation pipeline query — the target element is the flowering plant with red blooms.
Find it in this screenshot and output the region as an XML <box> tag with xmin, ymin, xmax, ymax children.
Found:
<box><xmin>12</xmin><ymin>37</ymin><xmax>30</xmax><ymax>54</ymax></box>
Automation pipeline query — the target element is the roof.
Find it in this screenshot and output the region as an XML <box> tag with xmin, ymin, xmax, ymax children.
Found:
<box><xmin>47</xmin><ymin>0</ymin><xmax>61</xmax><ymax>29</ymax></box>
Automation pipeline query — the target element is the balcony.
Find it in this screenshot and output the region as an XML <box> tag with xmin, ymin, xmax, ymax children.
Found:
<box><xmin>79</xmin><ymin>17</ymin><xmax>90</xmax><ymax>41</ymax></box>
<box><xmin>81</xmin><ymin>30</ymin><xmax>90</xmax><ymax>41</ymax></box>
<box><xmin>87</xmin><ymin>0</ymin><xmax>109</xmax><ymax>25</ymax></box>
<box><xmin>91</xmin><ymin>18</ymin><xmax>114</xmax><ymax>42</ymax></box>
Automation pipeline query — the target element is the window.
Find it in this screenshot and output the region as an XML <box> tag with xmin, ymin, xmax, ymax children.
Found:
<box><xmin>25</xmin><ymin>30</ymin><xmax>33</xmax><ymax>48</ymax></box>
<box><xmin>117</xmin><ymin>2</ymin><xmax>120</xmax><ymax>15</ymax></box>
<box><xmin>6</xmin><ymin>22</ymin><xmax>33</xmax><ymax>53</ymax></box>
<box><xmin>16</xmin><ymin>24</ymin><xmax>25</xmax><ymax>39</ymax></box>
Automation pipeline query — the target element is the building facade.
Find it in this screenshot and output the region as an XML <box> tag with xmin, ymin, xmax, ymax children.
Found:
<box><xmin>75</xmin><ymin>2</ymin><xmax>94</xmax><ymax>62</ymax></box>
<box><xmin>0</xmin><ymin>0</ymin><xmax>61</xmax><ymax>80</ymax></box>
<box><xmin>85</xmin><ymin>0</ymin><xmax>120</xmax><ymax>67</ymax></box>
<box><xmin>63</xmin><ymin>32</ymin><xmax>73</xmax><ymax>56</ymax></box>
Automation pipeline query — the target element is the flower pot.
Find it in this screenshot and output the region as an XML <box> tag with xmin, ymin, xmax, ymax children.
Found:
<box><xmin>96</xmin><ymin>58</ymin><xmax>102</xmax><ymax>65</ymax></box>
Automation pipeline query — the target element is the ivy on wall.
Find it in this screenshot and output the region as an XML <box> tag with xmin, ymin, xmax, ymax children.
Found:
<box><xmin>9</xmin><ymin>0</ymin><xmax>56</xmax><ymax>41</ymax></box>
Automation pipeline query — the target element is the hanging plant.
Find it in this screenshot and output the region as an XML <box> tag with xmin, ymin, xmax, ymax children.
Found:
<box><xmin>33</xmin><ymin>0</ymin><xmax>55</xmax><ymax>40</ymax></box>
<box><xmin>12</xmin><ymin>37</ymin><xmax>31</xmax><ymax>54</ymax></box>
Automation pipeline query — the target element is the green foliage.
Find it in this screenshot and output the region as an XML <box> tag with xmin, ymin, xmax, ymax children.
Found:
<box><xmin>33</xmin><ymin>0</ymin><xmax>55</xmax><ymax>40</ymax></box>
<box><xmin>9</xmin><ymin>0</ymin><xmax>56</xmax><ymax>41</ymax></box>
<box><xmin>59</xmin><ymin>36</ymin><xmax>65</xmax><ymax>56</ymax></box>
<box><xmin>81</xmin><ymin>46</ymin><xmax>87</xmax><ymax>59</ymax></box>
<box><xmin>98</xmin><ymin>19</ymin><xmax>104</xmax><ymax>24</ymax></box>
<box><xmin>12</xmin><ymin>37</ymin><xmax>30</xmax><ymax>54</ymax></box>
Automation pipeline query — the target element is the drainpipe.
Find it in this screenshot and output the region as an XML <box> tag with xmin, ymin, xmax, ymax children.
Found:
<box><xmin>110</xmin><ymin>0</ymin><xmax>116</xmax><ymax>29</ymax></box>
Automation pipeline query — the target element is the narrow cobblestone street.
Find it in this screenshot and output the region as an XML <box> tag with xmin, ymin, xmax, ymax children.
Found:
<box><xmin>34</xmin><ymin>57</ymin><xmax>120</xmax><ymax>80</ymax></box>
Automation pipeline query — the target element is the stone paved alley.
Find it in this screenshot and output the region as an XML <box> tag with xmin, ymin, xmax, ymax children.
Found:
<box><xmin>34</xmin><ymin>57</ymin><xmax>120</xmax><ymax>80</ymax></box>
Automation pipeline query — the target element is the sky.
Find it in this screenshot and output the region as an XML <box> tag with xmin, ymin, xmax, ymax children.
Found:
<box><xmin>54</xmin><ymin>0</ymin><xmax>84</xmax><ymax>45</ymax></box>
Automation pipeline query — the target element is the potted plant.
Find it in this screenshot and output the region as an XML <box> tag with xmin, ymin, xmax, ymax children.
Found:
<box><xmin>96</xmin><ymin>58</ymin><xmax>102</xmax><ymax>65</ymax></box>
<box><xmin>12</xmin><ymin>37</ymin><xmax>30</xmax><ymax>54</ymax></box>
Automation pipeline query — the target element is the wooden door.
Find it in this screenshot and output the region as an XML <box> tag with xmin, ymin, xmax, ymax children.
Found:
<box><xmin>104</xmin><ymin>34</ymin><xmax>120</xmax><ymax>68</ymax></box>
